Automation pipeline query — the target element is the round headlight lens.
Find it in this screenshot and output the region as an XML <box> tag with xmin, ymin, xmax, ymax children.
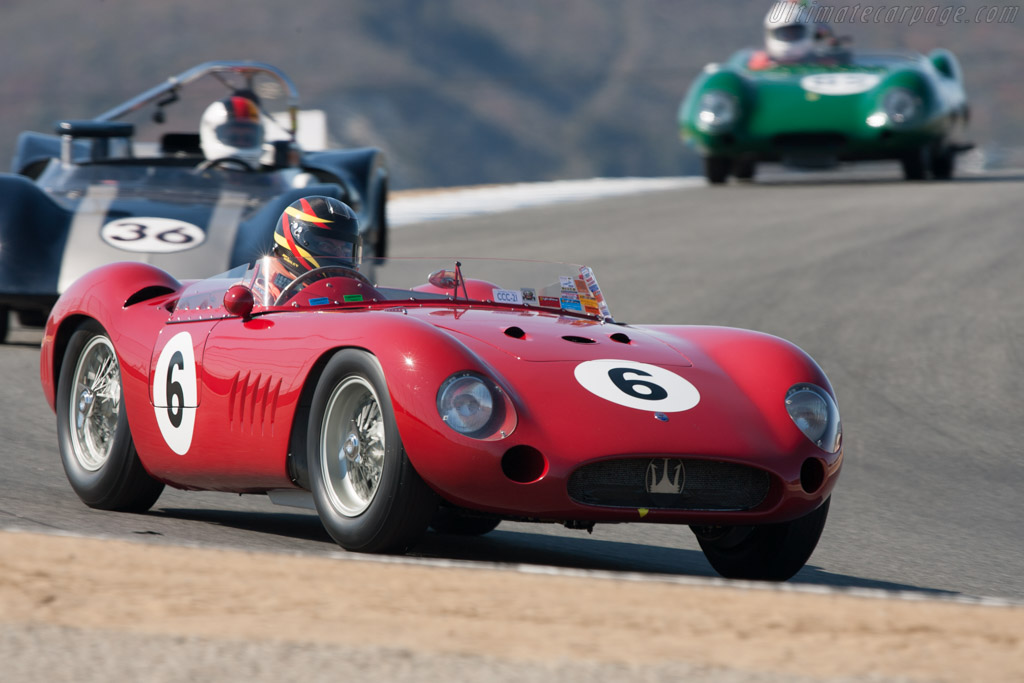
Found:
<box><xmin>883</xmin><ymin>88</ymin><xmax>921</xmax><ymax>125</ymax></box>
<box><xmin>697</xmin><ymin>90</ymin><xmax>738</xmax><ymax>131</ymax></box>
<box><xmin>437</xmin><ymin>372</ymin><xmax>501</xmax><ymax>438</ymax></box>
<box><xmin>785</xmin><ymin>383</ymin><xmax>841</xmax><ymax>453</ymax></box>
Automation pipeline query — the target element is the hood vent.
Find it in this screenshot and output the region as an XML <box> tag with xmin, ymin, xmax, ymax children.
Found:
<box><xmin>503</xmin><ymin>326</ymin><xmax>526</xmax><ymax>339</ymax></box>
<box><xmin>610</xmin><ymin>332</ymin><xmax>631</xmax><ymax>344</ymax></box>
<box><xmin>562</xmin><ymin>335</ymin><xmax>596</xmax><ymax>344</ymax></box>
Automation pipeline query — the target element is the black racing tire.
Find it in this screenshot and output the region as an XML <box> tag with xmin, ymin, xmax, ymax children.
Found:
<box><xmin>901</xmin><ymin>147</ymin><xmax>928</xmax><ymax>181</ymax></box>
<box><xmin>733</xmin><ymin>158</ymin><xmax>757</xmax><ymax>181</ymax></box>
<box><xmin>307</xmin><ymin>349</ymin><xmax>437</xmax><ymax>553</ymax></box>
<box><xmin>703</xmin><ymin>156</ymin><xmax>731</xmax><ymax>185</ymax></box>
<box><xmin>17</xmin><ymin>309</ymin><xmax>48</xmax><ymax>328</ymax></box>
<box><xmin>55</xmin><ymin>320</ymin><xmax>164</xmax><ymax>511</ymax></box>
<box><xmin>430</xmin><ymin>506</ymin><xmax>501</xmax><ymax>536</ymax></box>
<box><xmin>0</xmin><ymin>308</ymin><xmax>8</xmax><ymax>344</ymax></box>
<box><xmin>691</xmin><ymin>497</ymin><xmax>831</xmax><ymax>582</ymax></box>
<box><xmin>930</xmin><ymin>147</ymin><xmax>955</xmax><ymax>180</ymax></box>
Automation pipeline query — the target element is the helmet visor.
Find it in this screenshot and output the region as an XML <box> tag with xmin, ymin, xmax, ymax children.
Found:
<box><xmin>770</xmin><ymin>24</ymin><xmax>809</xmax><ymax>43</ymax></box>
<box><xmin>302</xmin><ymin>234</ymin><xmax>361</xmax><ymax>268</ymax></box>
<box><xmin>214</xmin><ymin>121</ymin><xmax>262</xmax><ymax>149</ymax></box>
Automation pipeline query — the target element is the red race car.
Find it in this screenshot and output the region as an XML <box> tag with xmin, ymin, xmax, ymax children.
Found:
<box><xmin>39</xmin><ymin>256</ymin><xmax>842</xmax><ymax>581</ymax></box>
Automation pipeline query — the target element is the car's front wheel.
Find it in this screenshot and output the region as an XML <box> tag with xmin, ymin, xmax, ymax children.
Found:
<box><xmin>703</xmin><ymin>156</ymin><xmax>731</xmax><ymax>185</ymax></box>
<box><xmin>930</xmin><ymin>146</ymin><xmax>955</xmax><ymax>180</ymax></box>
<box><xmin>55</xmin><ymin>320</ymin><xmax>164</xmax><ymax>511</ymax></box>
<box><xmin>691</xmin><ymin>497</ymin><xmax>831</xmax><ymax>581</ymax></box>
<box><xmin>901</xmin><ymin>147</ymin><xmax>928</xmax><ymax>180</ymax></box>
<box><xmin>307</xmin><ymin>349</ymin><xmax>437</xmax><ymax>553</ymax></box>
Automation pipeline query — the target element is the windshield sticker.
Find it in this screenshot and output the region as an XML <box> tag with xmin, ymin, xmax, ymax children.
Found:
<box><xmin>309</xmin><ymin>297</ymin><xmax>330</xmax><ymax>306</ymax></box>
<box><xmin>575</xmin><ymin>359</ymin><xmax>700</xmax><ymax>412</ymax></box>
<box><xmin>521</xmin><ymin>288</ymin><xmax>537</xmax><ymax>303</ymax></box>
<box><xmin>343</xmin><ymin>294</ymin><xmax>364</xmax><ymax>302</ymax></box>
<box><xmin>560</xmin><ymin>294</ymin><xmax>583</xmax><ymax>312</ymax></box>
<box><xmin>800</xmin><ymin>73</ymin><xmax>882</xmax><ymax>96</ymax></box>
<box><xmin>100</xmin><ymin>217</ymin><xmax>206</xmax><ymax>253</ymax></box>
<box><xmin>539</xmin><ymin>296</ymin><xmax>561</xmax><ymax>308</ymax></box>
<box><xmin>559</xmin><ymin>276</ymin><xmax>577</xmax><ymax>292</ymax></box>
<box><xmin>492</xmin><ymin>288</ymin><xmax>524</xmax><ymax>305</ymax></box>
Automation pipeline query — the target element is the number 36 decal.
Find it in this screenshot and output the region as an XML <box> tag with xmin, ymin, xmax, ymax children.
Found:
<box><xmin>153</xmin><ymin>331</ymin><xmax>198</xmax><ymax>455</ymax></box>
<box><xmin>101</xmin><ymin>217</ymin><xmax>206</xmax><ymax>253</ymax></box>
<box><xmin>574</xmin><ymin>359</ymin><xmax>700</xmax><ymax>412</ymax></box>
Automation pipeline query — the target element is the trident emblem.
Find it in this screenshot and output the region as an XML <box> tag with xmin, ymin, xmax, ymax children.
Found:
<box><xmin>646</xmin><ymin>458</ymin><xmax>684</xmax><ymax>495</ymax></box>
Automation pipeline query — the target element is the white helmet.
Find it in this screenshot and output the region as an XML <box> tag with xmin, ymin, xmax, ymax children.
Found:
<box><xmin>199</xmin><ymin>94</ymin><xmax>265</xmax><ymax>168</ymax></box>
<box><xmin>764</xmin><ymin>1</ymin><xmax>816</xmax><ymax>62</ymax></box>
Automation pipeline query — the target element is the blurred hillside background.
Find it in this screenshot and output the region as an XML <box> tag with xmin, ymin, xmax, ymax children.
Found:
<box><xmin>2</xmin><ymin>0</ymin><xmax>1020</xmax><ymax>189</ymax></box>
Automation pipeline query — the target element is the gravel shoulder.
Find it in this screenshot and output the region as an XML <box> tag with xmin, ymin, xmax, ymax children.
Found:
<box><xmin>2</xmin><ymin>531</ymin><xmax>1021</xmax><ymax>683</ymax></box>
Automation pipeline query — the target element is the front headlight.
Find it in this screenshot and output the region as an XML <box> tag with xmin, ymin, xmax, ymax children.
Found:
<box><xmin>697</xmin><ymin>90</ymin><xmax>738</xmax><ymax>132</ymax></box>
<box><xmin>785</xmin><ymin>383</ymin><xmax>841</xmax><ymax>453</ymax></box>
<box><xmin>437</xmin><ymin>372</ymin><xmax>516</xmax><ymax>440</ymax></box>
<box><xmin>883</xmin><ymin>87</ymin><xmax>922</xmax><ymax>125</ymax></box>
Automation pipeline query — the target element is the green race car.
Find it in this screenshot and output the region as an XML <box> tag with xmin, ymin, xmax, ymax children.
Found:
<box><xmin>678</xmin><ymin>47</ymin><xmax>972</xmax><ymax>183</ymax></box>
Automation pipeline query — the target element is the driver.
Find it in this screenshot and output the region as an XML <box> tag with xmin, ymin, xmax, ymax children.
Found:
<box><xmin>748</xmin><ymin>1</ymin><xmax>817</xmax><ymax>70</ymax></box>
<box><xmin>251</xmin><ymin>195</ymin><xmax>362</xmax><ymax>304</ymax></box>
<box><xmin>199</xmin><ymin>92</ymin><xmax>265</xmax><ymax>169</ymax></box>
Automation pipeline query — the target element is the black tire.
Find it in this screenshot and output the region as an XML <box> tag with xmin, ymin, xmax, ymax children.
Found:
<box><xmin>901</xmin><ymin>147</ymin><xmax>928</xmax><ymax>180</ymax></box>
<box><xmin>307</xmin><ymin>349</ymin><xmax>437</xmax><ymax>553</ymax></box>
<box><xmin>55</xmin><ymin>320</ymin><xmax>164</xmax><ymax>511</ymax></box>
<box><xmin>0</xmin><ymin>308</ymin><xmax>8</xmax><ymax>344</ymax></box>
<box><xmin>17</xmin><ymin>309</ymin><xmax>48</xmax><ymax>328</ymax></box>
<box><xmin>691</xmin><ymin>497</ymin><xmax>831</xmax><ymax>582</ymax></box>
<box><xmin>930</xmin><ymin>147</ymin><xmax>955</xmax><ymax>180</ymax></box>
<box><xmin>430</xmin><ymin>506</ymin><xmax>501</xmax><ymax>536</ymax></box>
<box><xmin>703</xmin><ymin>156</ymin><xmax>731</xmax><ymax>185</ymax></box>
<box><xmin>733</xmin><ymin>158</ymin><xmax>757</xmax><ymax>181</ymax></box>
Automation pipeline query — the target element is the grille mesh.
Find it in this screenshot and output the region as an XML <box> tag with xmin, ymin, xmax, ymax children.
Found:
<box><xmin>567</xmin><ymin>458</ymin><xmax>770</xmax><ymax>511</ymax></box>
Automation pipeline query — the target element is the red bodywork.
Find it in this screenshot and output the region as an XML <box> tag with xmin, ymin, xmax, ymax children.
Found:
<box><xmin>40</xmin><ymin>262</ymin><xmax>842</xmax><ymax>526</ymax></box>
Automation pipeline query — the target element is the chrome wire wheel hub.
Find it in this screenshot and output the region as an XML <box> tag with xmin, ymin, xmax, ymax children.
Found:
<box><xmin>321</xmin><ymin>377</ymin><xmax>386</xmax><ymax>516</ymax></box>
<box><xmin>69</xmin><ymin>336</ymin><xmax>122</xmax><ymax>471</ymax></box>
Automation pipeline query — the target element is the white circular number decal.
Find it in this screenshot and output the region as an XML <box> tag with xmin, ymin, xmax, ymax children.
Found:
<box><xmin>153</xmin><ymin>331</ymin><xmax>197</xmax><ymax>455</ymax></box>
<box><xmin>800</xmin><ymin>73</ymin><xmax>881</xmax><ymax>96</ymax></box>
<box><xmin>574</xmin><ymin>359</ymin><xmax>700</xmax><ymax>412</ymax></box>
<box><xmin>101</xmin><ymin>217</ymin><xmax>206</xmax><ymax>253</ymax></box>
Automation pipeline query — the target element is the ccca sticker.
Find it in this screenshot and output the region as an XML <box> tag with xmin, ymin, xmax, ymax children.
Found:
<box><xmin>574</xmin><ymin>359</ymin><xmax>700</xmax><ymax>412</ymax></box>
<box><xmin>153</xmin><ymin>331</ymin><xmax>198</xmax><ymax>455</ymax></box>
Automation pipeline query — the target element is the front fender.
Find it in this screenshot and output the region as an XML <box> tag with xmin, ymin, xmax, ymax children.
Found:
<box><xmin>40</xmin><ymin>262</ymin><xmax>180</xmax><ymax>412</ymax></box>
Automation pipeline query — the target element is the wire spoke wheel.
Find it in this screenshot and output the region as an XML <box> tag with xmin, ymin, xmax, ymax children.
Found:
<box><xmin>307</xmin><ymin>349</ymin><xmax>437</xmax><ymax>553</ymax></box>
<box><xmin>56</xmin><ymin>320</ymin><xmax>163</xmax><ymax>512</ymax></box>
<box><xmin>320</xmin><ymin>376</ymin><xmax>387</xmax><ymax>516</ymax></box>
<box><xmin>69</xmin><ymin>336</ymin><xmax>123</xmax><ymax>472</ymax></box>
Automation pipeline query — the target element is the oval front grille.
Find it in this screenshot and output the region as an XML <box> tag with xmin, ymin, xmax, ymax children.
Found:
<box><xmin>567</xmin><ymin>458</ymin><xmax>770</xmax><ymax>511</ymax></box>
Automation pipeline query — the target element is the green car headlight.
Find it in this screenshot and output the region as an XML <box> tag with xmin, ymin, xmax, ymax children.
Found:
<box><xmin>697</xmin><ymin>90</ymin><xmax>738</xmax><ymax>132</ymax></box>
<box><xmin>883</xmin><ymin>88</ymin><xmax>922</xmax><ymax>126</ymax></box>
<box><xmin>785</xmin><ymin>383</ymin><xmax>842</xmax><ymax>453</ymax></box>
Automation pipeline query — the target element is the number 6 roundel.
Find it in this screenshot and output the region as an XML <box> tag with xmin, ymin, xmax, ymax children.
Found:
<box><xmin>574</xmin><ymin>359</ymin><xmax>699</xmax><ymax>412</ymax></box>
<box><xmin>153</xmin><ymin>331</ymin><xmax>198</xmax><ymax>455</ymax></box>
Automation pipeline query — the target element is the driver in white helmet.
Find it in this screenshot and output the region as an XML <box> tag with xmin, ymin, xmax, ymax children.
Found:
<box><xmin>748</xmin><ymin>1</ymin><xmax>818</xmax><ymax>70</ymax></box>
<box><xmin>198</xmin><ymin>92</ymin><xmax>265</xmax><ymax>169</ymax></box>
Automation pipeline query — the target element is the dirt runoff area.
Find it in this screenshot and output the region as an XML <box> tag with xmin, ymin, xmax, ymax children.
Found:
<box><xmin>1</xmin><ymin>531</ymin><xmax>1021</xmax><ymax>683</ymax></box>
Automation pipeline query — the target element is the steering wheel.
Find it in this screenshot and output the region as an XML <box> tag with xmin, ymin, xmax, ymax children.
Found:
<box><xmin>193</xmin><ymin>157</ymin><xmax>256</xmax><ymax>173</ymax></box>
<box><xmin>273</xmin><ymin>266</ymin><xmax>375</xmax><ymax>306</ymax></box>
